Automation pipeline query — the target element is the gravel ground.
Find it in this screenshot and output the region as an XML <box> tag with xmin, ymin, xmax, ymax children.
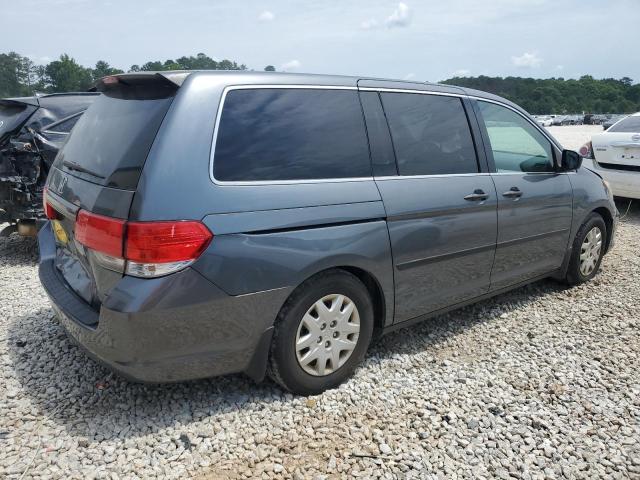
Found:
<box><xmin>1</xmin><ymin>126</ymin><xmax>639</xmax><ymax>479</ymax></box>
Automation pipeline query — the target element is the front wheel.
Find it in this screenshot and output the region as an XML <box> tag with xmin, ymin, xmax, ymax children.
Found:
<box><xmin>565</xmin><ymin>213</ymin><xmax>607</xmax><ymax>285</ymax></box>
<box><xmin>267</xmin><ymin>270</ymin><xmax>374</xmax><ymax>395</ymax></box>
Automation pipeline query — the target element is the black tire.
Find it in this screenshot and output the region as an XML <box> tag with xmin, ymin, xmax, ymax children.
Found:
<box><xmin>565</xmin><ymin>213</ymin><xmax>607</xmax><ymax>285</ymax></box>
<box><xmin>267</xmin><ymin>269</ymin><xmax>374</xmax><ymax>395</ymax></box>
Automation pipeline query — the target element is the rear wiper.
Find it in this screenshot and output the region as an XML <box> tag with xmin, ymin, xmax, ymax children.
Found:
<box><xmin>62</xmin><ymin>160</ymin><xmax>105</xmax><ymax>179</ymax></box>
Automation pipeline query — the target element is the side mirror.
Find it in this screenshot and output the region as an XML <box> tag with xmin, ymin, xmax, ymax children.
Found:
<box><xmin>561</xmin><ymin>149</ymin><xmax>582</xmax><ymax>171</ymax></box>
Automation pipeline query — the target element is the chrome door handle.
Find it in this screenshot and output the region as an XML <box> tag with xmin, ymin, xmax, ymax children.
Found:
<box><xmin>502</xmin><ymin>187</ymin><xmax>523</xmax><ymax>199</ymax></box>
<box><xmin>464</xmin><ymin>189</ymin><xmax>489</xmax><ymax>201</ymax></box>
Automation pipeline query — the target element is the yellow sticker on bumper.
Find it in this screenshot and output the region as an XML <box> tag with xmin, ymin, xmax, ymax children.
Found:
<box><xmin>52</xmin><ymin>220</ymin><xmax>68</xmax><ymax>245</ymax></box>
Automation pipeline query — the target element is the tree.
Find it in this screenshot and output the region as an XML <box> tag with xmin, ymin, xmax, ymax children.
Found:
<box><xmin>44</xmin><ymin>54</ymin><xmax>93</xmax><ymax>92</ymax></box>
<box><xmin>264</xmin><ymin>65</ymin><xmax>276</xmax><ymax>72</ymax></box>
<box><xmin>92</xmin><ymin>60</ymin><xmax>124</xmax><ymax>81</ymax></box>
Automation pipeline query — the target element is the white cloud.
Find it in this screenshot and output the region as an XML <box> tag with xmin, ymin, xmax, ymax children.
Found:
<box><xmin>403</xmin><ymin>73</ymin><xmax>415</xmax><ymax>80</ymax></box>
<box><xmin>258</xmin><ymin>10</ymin><xmax>274</xmax><ymax>22</ymax></box>
<box><xmin>555</xmin><ymin>64</ymin><xmax>564</xmax><ymax>71</ymax></box>
<box><xmin>511</xmin><ymin>52</ymin><xmax>542</xmax><ymax>68</ymax></box>
<box><xmin>453</xmin><ymin>69</ymin><xmax>470</xmax><ymax>77</ymax></box>
<box><xmin>385</xmin><ymin>2</ymin><xmax>411</xmax><ymax>28</ymax></box>
<box><xmin>26</xmin><ymin>54</ymin><xmax>51</xmax><ymax>65</ymax></box>
<box><xmin>281</xmin><ymin>59</ymin><xmax>301</xmax><ymax>71</ymax></box>
<box><xmin>360</xmin><ymin>18</ymin><xmax>379</xmax><ymax>30</ymax></box>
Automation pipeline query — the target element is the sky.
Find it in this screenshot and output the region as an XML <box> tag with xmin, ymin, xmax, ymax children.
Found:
<box><xmin>3</xmin><ymin>0</ymin><xmax>640</xmax><ymax>82</ymax></box>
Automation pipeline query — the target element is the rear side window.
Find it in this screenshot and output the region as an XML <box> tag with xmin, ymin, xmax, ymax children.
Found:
<box><xmin>608</xmin><ymin>116</ymin><xmax>640</xmax><ymax>133</ymax></box>
<box><xmin>380</xmin><ymin>92</ymin><xmax>478</xmax><ymax>176</ymax></box>
<box><xmin>213</xmin><ymin>88</ymin><xmax>371</xmax><ymax>181</ymax></box>
<box><xmin>56</xmin><ymin>88</ymin><xmax>175</xmax><ymax>190</ymax></box>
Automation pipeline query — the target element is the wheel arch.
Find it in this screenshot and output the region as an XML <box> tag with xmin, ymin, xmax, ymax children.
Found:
<box><xmin>592</xmin><ymin>206</ymin><xmax>614</xmax><ymax>253</ymax></box>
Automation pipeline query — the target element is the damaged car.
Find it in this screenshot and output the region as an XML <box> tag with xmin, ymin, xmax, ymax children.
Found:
<box><xmin>0</xmin><ymin>92</ymin><xmax>98</xmax><ymax>236</ymax></box>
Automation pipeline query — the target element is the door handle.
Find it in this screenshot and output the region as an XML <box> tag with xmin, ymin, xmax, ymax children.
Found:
<box><xmin>464</xmin><ymin>189</ymin><xmax>489</xmax><ymax>201</ymax></box>
<box><xmin>502</xmin><ymin>187</ymin><xmax>523</xmax><ymax>199</ymax></box>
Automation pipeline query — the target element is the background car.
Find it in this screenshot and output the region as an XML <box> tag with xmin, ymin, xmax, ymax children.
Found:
<box><xmin>580</xmin><ymin>112</ymin><xmax>640</xmax><ymax>199</ymax></box>
<box><xmin>535</xmin><ymin>115</ymin><xmax>553</xmax><ymax>127</ymax></box>
<box><xmin>603</xmin><ymin>114</ymin><xmax>627</xmax><ymax>130</ymax></box>
<box><xmin>0</xmin><ymin>92</ymin><xmax>98</xmax><ymax>236</ymax></box>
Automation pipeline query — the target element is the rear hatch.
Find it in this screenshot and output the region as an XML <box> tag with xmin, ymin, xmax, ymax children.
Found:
<box><xmin>45</xmin><ymin>74</ymin><xmax>180</xmax><ymax>312</ymax></box>
<box><xmin>592</xmin><ymin>115</ymin><xmax>640</xmax><ymax>171</ymax></box>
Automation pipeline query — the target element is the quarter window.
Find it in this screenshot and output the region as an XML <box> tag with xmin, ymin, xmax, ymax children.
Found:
<box><xmin>478</xmin><ymin>101</ymin><xmax>554</xmax><ymax>173</ymax></box>
<box><xmin>213</xmin><ymin>88</ymin><xmax>371</xmax><ymax>181</ymax></box>
<box><xmin>380</xmin><ymin>92</ymin><xmax>479</xmax><ymax>176</ymax></box>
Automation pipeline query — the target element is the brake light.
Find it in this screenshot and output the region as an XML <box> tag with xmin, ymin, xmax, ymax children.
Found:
<box><xmin>76</xmin><ymin>210</ymin><xmax>125</xmax><ymax>258</ymax></box>
<box><xmin>126</xmin><ymin>221</ymin><xmax>213</xmax><ymax>263</ymax></box>
<box><xmin>579</xmin><ymin>141</ymin><xmax>594</xmax><ymax>159</ymax></box>
<box><xmin>74</xmin><ymin>209</ymin><xmax>212</xmax><ymax>278</ymax></box>
<box><xmin>43</xmin><ymin>187</ymin><xmax>61</xmax><ymax>220</ymax></box>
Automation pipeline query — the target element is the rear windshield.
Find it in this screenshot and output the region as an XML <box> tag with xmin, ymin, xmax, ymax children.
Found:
<box><xmin>608</xmin><ymin>116</ymin><xmax>640</xmax><ymax>133</ymax></box>
<box><xmin>56</xmin><ymin>88</ymin><xmax>175</xmax><ymax>189</ymax></box>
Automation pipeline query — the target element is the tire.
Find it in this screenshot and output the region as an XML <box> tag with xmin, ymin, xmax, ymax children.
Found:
<box><xmin>267</xmin><ymin>269</ymin><xmax>374</xmax><ymax>395</ymax></box>
<box><xmin>565</xmin><ymin>213</ymin><xmax>607</xmax><ymax>285</ymax></box>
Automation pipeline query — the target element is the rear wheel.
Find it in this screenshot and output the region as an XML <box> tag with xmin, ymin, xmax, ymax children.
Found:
<box><xmin>565</xmin><ymin>213</ymin><xmax>607</xmax><ymax>285</ymax></box>
<box><xmin>267</xmin><ymin>270</ymin><xmax>374</xmax><ymax>395</ymax></box>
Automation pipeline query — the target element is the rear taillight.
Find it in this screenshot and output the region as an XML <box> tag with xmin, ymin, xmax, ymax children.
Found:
<box><xmin>43</xmin><ymin>187</ymin><xmax>61</xmax><ymax>220</ymax></box>
<box><xmin>74</xmin><ymin>210</ymin><xmax>213</xmax><ymax>278</ymax></box>
<box><xmin>579</xmin><ymin>141</ymin><xmax>594</xmax><ymax>159</ymax></box>
<box><xmin>76</xmin><ymin>210</ymin><xmax>126</xmax><ymax>258</ymax></box>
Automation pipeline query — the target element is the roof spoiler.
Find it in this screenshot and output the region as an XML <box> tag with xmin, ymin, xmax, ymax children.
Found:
<box><xmin>92</xmin><ymin>71</ymin><xmax>191</xmax><ymax>92</ymax></box>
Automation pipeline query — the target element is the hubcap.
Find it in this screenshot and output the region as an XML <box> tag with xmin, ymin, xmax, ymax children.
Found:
<box><xmin>295</xmin><ymin>294</ymin><xmax>360</xmax><ymax>376</ymax></box>
<box><xmin>580</xmin><ymin>227</ymin><xmax>602</xmax><ymax>276</ymax></box>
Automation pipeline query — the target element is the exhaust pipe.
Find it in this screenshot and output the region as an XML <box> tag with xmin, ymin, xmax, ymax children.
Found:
<box><xmin>17</xmin><ymin>220</ymin><xmax>38</xmax><ymax>237</ymax></box>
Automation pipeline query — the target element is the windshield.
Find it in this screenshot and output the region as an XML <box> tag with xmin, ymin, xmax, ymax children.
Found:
<box><xmin>608</xmin><ymin>116</ymin><xmax>640</xmax><ymax>133</ymax></box>
<box><xmin>55</xmin><ymin>88</ymin><xmax>175</xmax><ymax>190</ymax></box>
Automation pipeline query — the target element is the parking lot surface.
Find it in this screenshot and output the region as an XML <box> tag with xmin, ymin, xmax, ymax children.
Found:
<box><xmin>0</xmin><ymin>126</ymin><xmax>638</xmax><ymax>479</ymax></box>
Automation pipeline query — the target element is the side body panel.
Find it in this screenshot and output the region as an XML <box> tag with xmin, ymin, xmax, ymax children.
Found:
<box><xmin>376</xmin><ymin>176</ymin><xmax>498</xmax><ymax>321</ymax></box>
<box><xmin>490</xmin><ymin>173</ymin><xmax>573</xmax><ymax>289</ymax></box>
<box><xmin>358</xmin><ymin>82</ymin><xmax>498</xmax><ymax>323</ymax></box>
<box><xmin>133</xmin><ymin>72</ymin><xmax>396</xmax><ymax>326</ymax></box>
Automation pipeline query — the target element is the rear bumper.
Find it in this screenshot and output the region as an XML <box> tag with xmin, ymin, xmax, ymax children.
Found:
<box><xmin>38</xmin><ymin>222</ymin><xmax>289</xmax><ymax>383</ymax></box>
<box><xmin>586</xmin><ymin>160</ymin><xmax>640</xmax><ymax>199</ymax></box>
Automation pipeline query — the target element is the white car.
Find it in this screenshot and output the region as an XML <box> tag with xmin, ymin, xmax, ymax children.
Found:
<box><xmin>535</xmin><ymin>115</ymin><xmax>553</xmax><ymax>127</ymax></box>
<box><xmin>580</xmin><ymin>112</ymin><xmax>640</xmax><ymax>199</ymax></box>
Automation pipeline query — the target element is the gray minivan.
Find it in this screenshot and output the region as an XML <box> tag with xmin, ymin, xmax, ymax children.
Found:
<box><xmin>39</xmin><ymin>71</ymin><xmax>617</xmax><ymax>395</ymax></box>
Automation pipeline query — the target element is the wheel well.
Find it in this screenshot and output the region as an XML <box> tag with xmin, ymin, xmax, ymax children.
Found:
<box><xmin>593</xmin><ymin>207</ymin><xmax>614</xmax><ymax>252</ymax></box>
<box><xmin>338</xmin><ymin>266</ymin><xmax>386</xmax><ymax>331</ymax></box>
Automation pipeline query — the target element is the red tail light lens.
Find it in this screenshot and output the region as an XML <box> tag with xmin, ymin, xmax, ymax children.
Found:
<box><xmin>43</xmin><ymin>187</ymin><xmax>61</xmax><ymax>220</ymax></box>
<box><xmin>74</xmin><ymin>209</ymin><xmax>213</xmax><ymax>277</ymax></box>
<box><xmin>579</xmin><ymin>141</ymin><xmax>594</xmax><ymax>159</ymax></box>
<box><xmin>75</xmin><ymin>210</ymin><xmax>126</xmax><ymax>258</ymax></box>
<box><xmin>125</xmin><ymin>221</ymin><xmax>213</xmax><ymax>263</ymax></box>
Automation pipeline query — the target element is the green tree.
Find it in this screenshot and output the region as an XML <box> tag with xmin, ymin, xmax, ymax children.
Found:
<box><xmin>44</xmin><ymin>54</ymin><xmax>93</xmax><ymax>92</ymax></box>
<box><xmin>264</xmin><ymin>65</ymin><xmax>276</xmax><ymax>72</ymax></box>
<box><xmin>92</xmin><ymin>60</ymin><xmax>124</xmax><ymax>81</ymax></box>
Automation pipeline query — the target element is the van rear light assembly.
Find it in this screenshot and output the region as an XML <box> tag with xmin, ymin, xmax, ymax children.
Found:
<box><xmin>125</xmin><ymin>221</ymin><xmax>213</xmax><ymax>277</ymax></box>
<box><xmin>74</xmin><ymin>210</ymin><xmax>213</xmax><ymax>278</ymax></box>
<box><xmin>43</xmin><ymin>187</ymin><xmax>62</xmax><ymax>220</ymax></box>
<box><xmin>75</xmin><ymin>210</ymin><xmax>126</xmax><ymax>258</ymax></box>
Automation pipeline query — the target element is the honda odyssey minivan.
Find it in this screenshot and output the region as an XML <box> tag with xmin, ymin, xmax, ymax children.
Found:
<box><xmin>39</xmin><ymin>71</ymin><xmax>617</xmax><ymax>395</ymax></box>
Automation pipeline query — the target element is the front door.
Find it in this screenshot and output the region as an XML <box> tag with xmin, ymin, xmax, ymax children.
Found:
<box><xmin>474</xmin><ymin>100</ymin><xmax>573</xmax><ymax>290</ymax></box>
<box><xmin>363</xmin><ymin>88</ymin><xmax>498</xmax><ymax>323</ymax></box>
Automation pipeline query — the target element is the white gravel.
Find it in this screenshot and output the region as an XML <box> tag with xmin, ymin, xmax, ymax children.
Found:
<box><xmin>1</xmin><ymin>126</ymin><xmax>639</xmax><ymax>479</ymax></box>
